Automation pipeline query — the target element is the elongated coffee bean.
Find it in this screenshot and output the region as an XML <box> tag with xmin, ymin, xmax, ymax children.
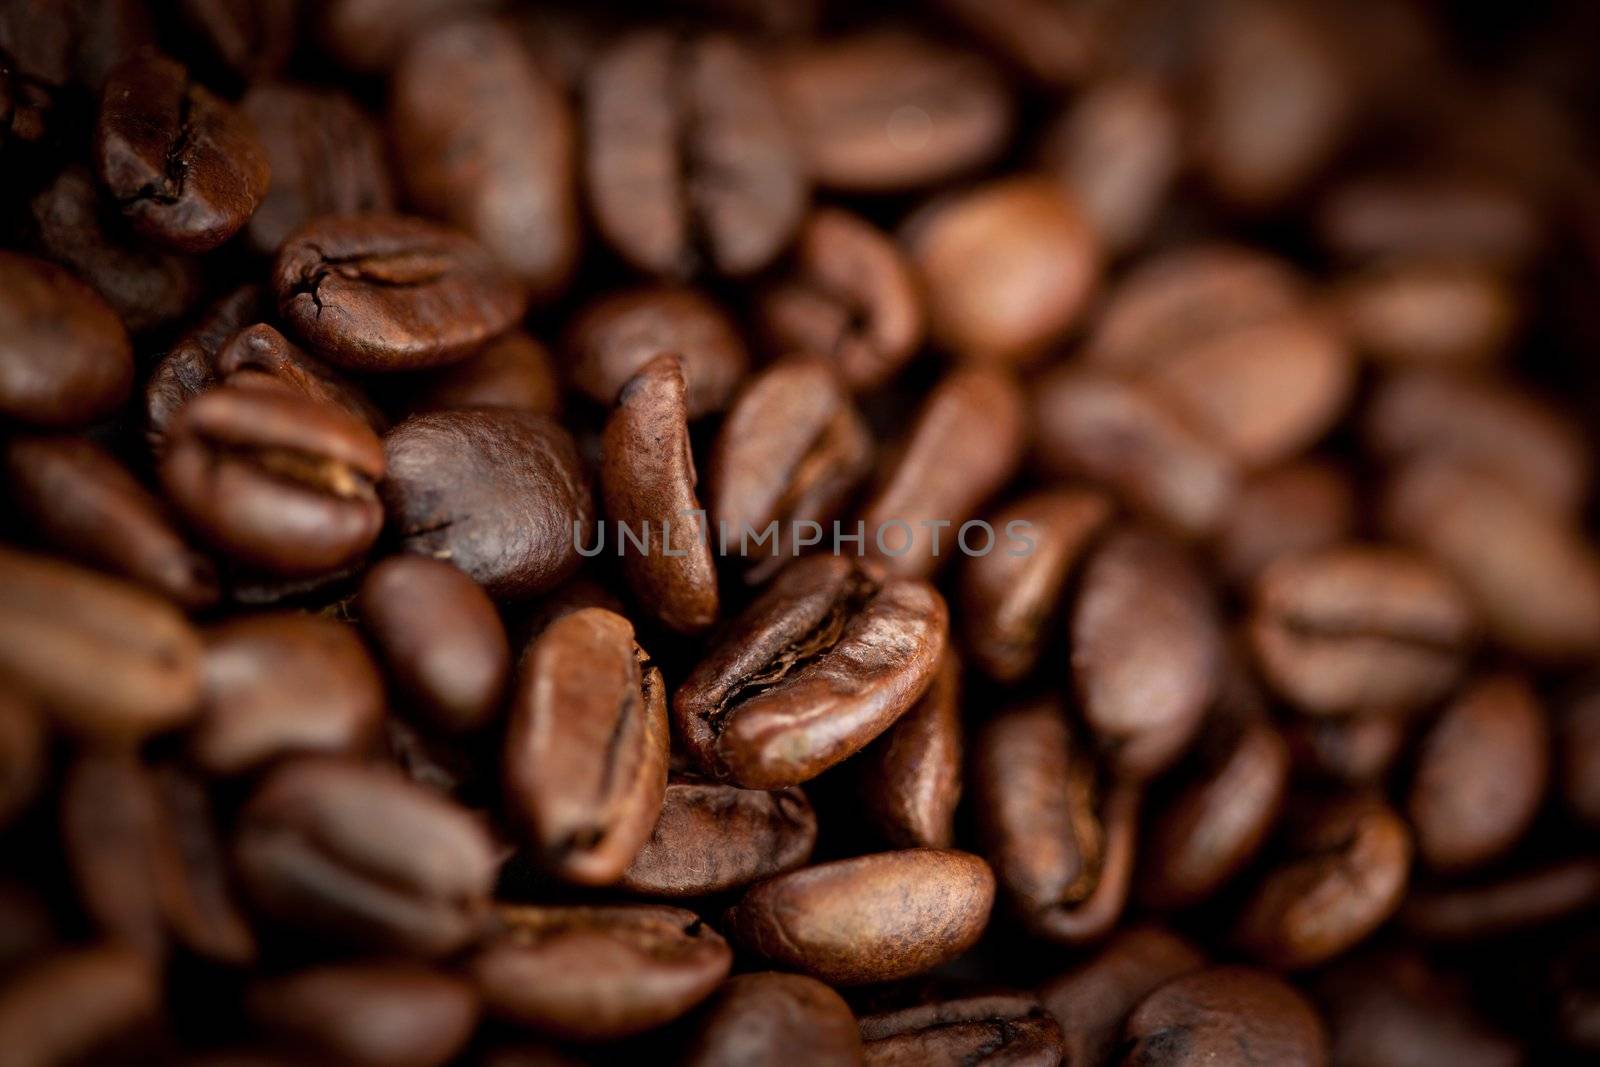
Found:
<box><xmin>858</xmin><ymin>653</ymin><xmax>963</xmax><ymax>850</ymax></box>
<box><xmin>858</xmin><ymin>987</ymin><xmax>1063</xmax><ymax>1067</ymax></box>
<box><xmin>684</xmin><ymin>972</ymin><xmax>863</xmax><ymax>1067</ymax></box>
<box><xmin>0</xmin><ymin>251</ymin><xmax>133</xmax><ymax>427</ymax></box>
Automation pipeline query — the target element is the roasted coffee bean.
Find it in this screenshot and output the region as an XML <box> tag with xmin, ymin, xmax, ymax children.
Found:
<box><xmin>773</xmin><ymin>31</ymin><xmax>1013</xmax><ymax>193</ymax></box>
<box><xmin>316</xmin><ymin>0</ymin><xmax>501</xmax><ymax>74</ymax></box>
<box><xmin>684</xmin><ymin>972</ymin><xmax>863</xmax><ymax>1067</ymax></box>
<box><xmin>160</xmin><ymin>386</ymin><xmax>386</xmax><ymax>577</ymax></box>
<box><xmin>149</xmin><ymin>765</ymin><xmax>258</xmax><ymax>965</ymax></box>
<box><xmin>933</xmin><ymin>0</ymin><xmax>1096</xmax><ymax>87</ymax></box>
<box><xmin>190</xmin><ymin>613</ymin><xmax>385</xmax><ymax>775</ymax></box>
<box><xmin>504</xmin><ymin>607</ymin><xmax>667</xmax><ymax>885</ymax></box>
<box><xmin>1119</xmin><ymin>966</ymin><xmax>1328</xmax><ymax>1066</ymax></box>
<box><xmin>1318</xmin><ymin>172</ymin><xmax>1540</xmax><ymax>268</ymax></box>
<box><xmin>584</xmin><ymin>30</ymin><xmax>806</xmax><ymax>278</ymax></box>
<box><xmin>95</xmin><ymin>51</ymin><xmax>269</xmax><ymax>252</ymax></box>
<box><xmin>1563</xmin><ymin>683</ymin><xmax>1600</xmax><ymax>828</ymax></box>
<box><xmin>0</xmin><ymin>880</ymin><xmax>53</xmax><ymax>976</ymax></box>
<box><xmin>392</xmin><ymin>18</ymin><xmax>576</xmax><ymax>300</ymax></box>
<box><xmin>723</xmin><ymin>849</ymin><xmax>994</xmax><ymax>985</ymax></box>
<box><xmin>1248</xmin><ymin>544</ymin><xmax>1475</xmax><ymax>717</ymax></box>
<box><xmin>173</xmin><ymin>0</ymin><xmax>297</xmax><ymax>82</ymax></box>
<box><xmin>858</xmin><ymin>653</ymin><xmax>962</xmax><ymax>850</ymax></box>
<box><xmin>0</xmin><ymin>0</ymin><xmax>154</xmax><ymax>107</ymax></box>
<box><xmin>708</xmin><ymin>356</ymin><xmax>873</xmax><ymax>581</ymax></box>
<box><xmin>857</xmin><ymin>986</ymin><xmax>1062</xmax><ymax>1067</ymax></box>
<box><xmin>0</xmin><ymin>946</ymin><xmax>159</xmax><ymax>1067</ymax></box>
<box><xmin>0</xmin><ymin>693</ymin><xmax>44</xmax><ymax>829</ymax></box>
<box><xmin>1234</xmin><ymin>793</ymin><xmax>1411</xmax><ymax>969</ymax></box>
<box><xmin>756</xmin><ymin>209</ymin><xmax>924</xmax><ymax>392</ymax></box>
<box><xmin>380</xmin><ymin>408</ymin><xmax>592</xmax><ymax>600</ymax></box>
<box><xmin>1072</xmin><ymin>527</ymin><xmax>1220</xmax><ymax>779</ymax></box>
<box><xmin>359</xmin><ymin>556</ymin><xmax>509</xmax><ymax>734</ymax></box>
<box><xmin>273</xmin><ymin>214</ymin><xmax>526</xmax><ymax>372</ymax></box>
<box><xmin>0</xmin><ymin>250</ymin><xmax>133</xmax><ymax>427</ymax></box>
<box><xmin>1039</xmin><ymin>926</ymin><xmax>1206</xmax><ymax>1067</ymax></box>
<box><xmin>212</xmin><ymin>322</ymin><xmax>385</xmax><ymax>432</ymax></box>
<box><xmin>1214</xmin><ymin>460</ymin><xmax>1355</xmax><ymax>587</ymax></box>
<box><xmin>860</xmin><ymin>368</ymin><xmax>1027</xmax><ymax>578</ymax></box>
<box><xmin>619</xmin><ymin>777</ymin><xmax>816</xmax><ymax>898</ymax></box>
<box><xmin>0</xmin><ymin>546</ymin><xmax>202</xmax><ymax>741</ymax></box>
<box><xmin>1283</xmin><ymin>713</ymin><xmax>1408</xmax><ymax>786</ymax></box>
<box><xmin>4</xmin><ymin>434</ymin><xmax>219</xmax><ymax>608</ymax></box>
<box><xmin>61</xmin><ymin>751</ymin><xmax>172</xmax><ymax>958</ymax></box>
<box><xmin>973</xmin><ymin>700</ymin><xmax>1139</xmax><ymax>944</ymax></box>
<box><xmin>674</xmin><ymin>555</ymin><xmax>947</xmax><ymax>789</ymax></box>
<box><xmin>1333</xmin><ymin>258</ymin><xmax>1519</xmax><ymax>368</ymax></box>
<box><xmin>246</xmin><ymin>963</ymin><xmax>480</xmax><ymax>1067</ymax></box>
<box><xmin>235</xmin><ymin>757</ymin><xmax>498</xmax><ymax>956</ymax></box>
<box><xmin>1401</xmin><ymin>858</ymin><xmax>1600</xmax><ymax>941</ymax></box>
<box><xmin>241</xmin><ymin>83</ymin><xmax>395</xmax><ymax>258</ymax></box>
<box><xmin>600</xmin><ymin>355</ymin><xmax>719</xmax><ymax>633</ymax></box>
<box><xmin>390</xmin><ymin>330</ymin><xmax>561</xmax><ymax>418</ymax></box>
<box><xmin>145</xmin><ymin>284</ymin><xmax>265</xmax><ymax>446</ymax></box>
<box><xmin>470</xmin><ymin>903</ymin><xmax>732</xmax><ymax>1040</ymax></box>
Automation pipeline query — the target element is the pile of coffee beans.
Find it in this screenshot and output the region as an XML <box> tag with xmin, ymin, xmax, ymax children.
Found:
<box><xmin>2</xmin><ymin>1</ymin><xmax>1599</xmax><ymax>1064</ymax></box>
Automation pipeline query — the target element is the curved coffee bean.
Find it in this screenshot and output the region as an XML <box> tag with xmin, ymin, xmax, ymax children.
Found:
<box><xmin>584</xmin><ymin>30</ymin><xmax>806</xmax><ymax>278</ymax></box>
<box><xmin>1283</xmin><ymin>714</ymin><xmax>1407</xmax><ymax>786</ymax></box>
<box><xmin>273</xmin><ymin>214</ymin><xmax>526</xmax><ymax>372</ymax></box>
<box><xmin>708</xmin><ymin>357</ymin><xmax>873</xmax><ymax>581</ymax></box>
<box><xmin>773</xmin><ymin>30</ymin><xmax>1013</xmax><ymax>193</ymax></box>
<box><xmin>4</xmin><ymin>434</ymin><xmax>219</xmax><ymax>609</ymax></box>
<box><xmin>674</xmin><ymin>556</ymin><xmax>947</xmax><ymax>789</ymax></box>
<box><xmin>1119</xmin><ymin>966</ymin><xmax>1328</xmax><ymax>1066</ymax></box>
<box><xmin>723</xmin><ymin>849</ymin><xmax>994</xmax><ymax>985</ymax></box>
<box><xmin>359</xmin><ymin>556</ymin><xmax>509</xmax><ymax>735</ymax></box>
<box><xmin>905</xmin><ymin>177</ymin><xmax>1098</xmax><ymax>367</ymax></box>
<box><xmin>0</xmin><ymin>250</ymin><xmax>132</xmax><ymax>427</ymax></box>
<box><xmin>860</xmin><ymin>368</ymin><xmax>1027</xmax><ymax>578</ymax></box>
<box><xmin>95</xmin><ymin>52</ymin><xmax>269</xmax><ymax>252</ymax></box>
<box><xmin>1214</xmin><ymin>460</ymin><xmax>1355</xmax><ymax>588</ymax></box>
<box><xmin>469</xmin><ymin>903</ymin><xmax>732</xmax><ymax>1041</ymax></box>
<box><xmin>1333</xmin><ymin>258</ymin><xmax>1518</xmax><ymax>368</ymax></box>
<box><xmin>391</xmin><ymin>330</ymin><xmax>562</xmax><ymax>418</ymax></box>
<box><xmin>857</xmin><ymin>987</ymin><xmax>1062</xmax><ymax>1067</ymax></box>
<box><xmin>315</xmin><ymin>0</ymin><xmax>501</xmax><ymax>74</ymax></box>
<box><xmin>190</xmin><ymin>613</ymin><xmax>385</xmax><ymax>776</ymax></box>
<box><xmin>1038</xmin><ymin>926</ymin><xmax>1206</xmax><ymax>1067</ymax></box>
<box><xmin>149</xmin><ymin>766</ymin><xmax>257</xmax><ymax>965</ymax></box>
<box><xmin>756</xmin><ymin>209</ymin><xmax>924</xmax><ymax>392</ymax></box>
<box><xmin>0</xmin><ymin>546</ymin><xmax>202</xmax><ymax>741</ymax></box>
<box><xmin>0</xmin><ymin>947</ymin><xmax>159</xmax><ymax>1067</ymax></box>
<box><xmin>1383</xmin><ymin>456</ymin><xmax>1600</xmax><ymax>660</ymax></box>
<box><xmin>393</xmin><ymin>18</ymin><xmax>576</xmax><ymax>300</ymax></box>
<box><xmin>0</xmin><ymin>692</ymin><xmax>44</xmax><ymax>828</ymax></box>
<box><xmin>1401</xmin><ymin>858</ymin><xmax>1600</xmax><ymax>941</ymax></box>
<box><xmin>600</xmin><ymin>355</ymin><xmax>719</xmax><ymax>633</ymax></box>
<box><xmin>381</xmin><ymin>408</ymin><xmax>593</xmax><ymax>600</ymax></box>
<box><xmin>1234</xmin><ymin>793</ymin><xmax>1411</xmax><ymax>970</ymax></box>
<box><xmin>684</xmin><ymin>972</ymin><xmax>862</xmax><ymax>1067</ymax></box>
<box><xmin>858</xmin><ymin>653</ymin><xmax>962</xmax><ymax>850</ymax></box>
<box><xmin>173</xmin><ymin>0</ymin><xmax>296</xmax><ymax>82</ymax></box>
<box><xmin>160</xmin><ymin>386</ymin><xmax>385</xmax><ymax>577</ymax></box>
<box><xmin>146</xmin><ymin>284</ymin><xmax>265</xmax><ymax>446</ymax></box>
<box><xmin>1318</xmin><ymin>172</ymin><xmax>1540</xmax><ymax>268</ymax></box>
<box><xmin>213</xmin><ymin>323</ymin><xmax>385</xmax><ymax>432</ymax></box>
<box><xmin>234</xmin><ymin>757</ymin><xmax>498</xmax><ymax>956</ymax></box>
<box><xmin>246</xmin><ymin>963</ymin><xmax>480</xmax><ymax>1067</ymax></box>
<box><xmin>1563</xmin><ymin>684</ymin><xmax>1600</xmax><ymax>829</ymax></box>
<box><xmin>1407</xmin><ymin>673</ymin><xmax>1548</xmax><ymax>874</ymax></box>
<box><xmin>933</xmin><ymin>0</ymin><xmax>1096</xmax><ymax>87</ymax></box>
<box><xmin>61</xmin><ymin>752</ymin><xmax>171</xmax><ymax>958</ymax></box>
<box><xmin>1033</xmin><ymin>368</ymin><xmax>1240</xmax><ymax>538</ymax></box>
<box><xmin>973</xmin><ymin>700</ymin><xmax>1138</xmax><ymax>944</ymax></box>
<box><xmin>1072</xmin><ymin>527</ymin><xmax>1221</xmax><ymax>779</ymax></box>
<box><xmin>1248</xmin><ymin>544</ymin><xmax>1475</xmax><ymax>717</ymax></box>
<box><xmin>618</xmin><ymin>777</ymin><xmax>816</xmax><ymax>898</ymax></box>
<box><xmin>504</xmin><ymin>607</ymin><xmax>668</xmax><ymax>886</ymax></box>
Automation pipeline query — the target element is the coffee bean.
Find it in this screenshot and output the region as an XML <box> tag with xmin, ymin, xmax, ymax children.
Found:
<box><xmin>1401</xmin><ymin>858</ymin><xmax>1600</xmax><ymax>942</ymax></box>
<box><xmin>858</xmin><ymin>653</ymin><xmax>962</xmax><ymax>850</ymax></box>
<box><xmin>213</xmin><ymin>322</ymin><xmax>386</xmax><ymax>432</ymax></box>
<box><xmin>1119</xmin><ymin>966</ymin><xmax>1328</xmax><ymax>1066</ymax></box>
<box><xmin>61</xmin><ymin>751</ymin><xmax>173</xmax><ymax>959</ymax></box>
<box><xmin>1283</xmin><ymin>713</ymin><xmax>1408</xmax><ymax>787</ymax></box>
<box><xmin>145</xmin><ymin>285</ymin><xmax>265</xmax><ymax>446</ymax></box>
<box><xmin>0</xmin><ymin>250</ymin><xmax>133</xmax><ymax>427</ymax></box>
<box><xmin>1039</xmin><ymin>926</ymin><xmax>1206</xmax><ymax>1067</ymax></box>
<box><xmin>315</xmin><ymin>0</ymin><xmax>501</xmax><ymax>74</ymax></box>
<box><xmin>933</xmin><ymin>0</ymin><xmax>1097</xmax><ymax>87</ymax></box>
<box><xmin>173</xmin><ymin>0</ymin><xmax>297</xmax><ymax>82</ymax></box>
<box><xmin>389</xmin><ymin>329</ymin><xmax>562</xmax><ymax>418</ymax></box>
<box><xmin>1334</xmin><ymin>258</ymin><xmax>1519</xmax><ymax>368</ymax></box>
<box><xmin>0</xmin><ymin>693</ymin><xmax>44</xmax><ymax>829</ymax></box>
<box><xmin>0</xmin><ymin>946</ymin><xmax>159</xmax><ymax>1067</ymax></box>
<box><xmin>857</xmin><ymin>986</ymin><xmax>1062</xmax><ymax>1067</ymax></box>
<box><xmin>1319</xmin><ymin>172</ymin><xmax>1540</xmax><ymax>267</ymax></box>
<box><xmin>149</xmin><ymin>765</ymin><xmax>258</xmax><ymax>965</ymax></box>
<box><xmin>1214</xmin><ymin>461</ymin><xmax>1355</xmax><ymax>587</ymax></box>
<box><xmin>684</xmin><ymin>972</ymin><xmax>862</xmax><ymax>1067</ymax></box>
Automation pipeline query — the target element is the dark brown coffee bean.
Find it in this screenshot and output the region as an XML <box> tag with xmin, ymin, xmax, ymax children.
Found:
<box><xmin>1333</xmin><ymin>258</ymin><xmax>1519</xmax><ymax>368</ymax></box>
<box><xmin>173</xmin><ymin>0</ymin><xmax>297</xmax><ymax>82</ymax></box>
<box><xmin>1038</xmin><ymin>926</ymin><xmax>1206</xmax><ymax>1067</ymax></box>
<box><xmin>0</xmin><ymin>693</ymin><xmax>44</xmax><ymax>829</ymax></box>
<box><xmin>393</xmin><ymin>17</ymin><xmax>577</xmax><ymax>300</ymax></box>
<box><xmin>359</xmin><ymin>556</ymin><xmax>509</xmax><ymax>734</ymax></box>
<box><xmin>246</xmin><ymin>963</ymin><xmax>480</xmax><ymax>1067</ymax></box>
<box><xmin>504</xmin><ymin>607</ymin><xmax>668</xmax><ymax>886</ymax></box>
<box><xmin>0</xmin><ymin>880</ymin><xmax>53</xmax><ymax>976</ymax></box>
<box><xmin>391</xmin><ymin>330</ymin><xmax>562</xmax><ymax>418</ymax></box>
<box><xmin>145</xmin><ymin>284</ymin><xmax>264</xmax><ymax>447</ymax></box>
<box><xmin>973</xmin><ymin>700</ymin><xmax>1139</xmax><ymax>944</ymax></box>
<box><xmin>160</xmin><ymin>385</ymin><xmax>386</xmax><ymax>577</ymax></box>
<box><xmin>61</xmin><ymin>751</ymin><xmax>172</xmax><ymax>958</ymax></box>
<box><xmin>149</xmin><ymin>765</ymin><xmax>257</xmax><ymax>965</ymax></box>
<box><xmin>1563</xmin><ymin>684</ymin><xmax>1600</xmax><ymax>829</ymax></box>
<box><xmin>857</xmin><ymin>987</ymin><xmax>1062</xmax><ymax>1067</ymax></box>
<box><xmin>4</xmin><ymin>434</ymin><xmax>219</xmax><ymax>609</ymax></box>
<box><xmin>860</xmin><ymin>368</ymin><xmax>1027</xmax><ymax>578</ymax></box>
<box><xmin>0</xmin><ymin>946</ymin><xmax>159</xmax><ymax>1067</ymax></box>
<box><xmin>241</xmin><ymin>83</ymin><xmax>395</xmax><ymax>258</ymax></box>
<box><xmin>273</xmin><ymin>214</ymin><xmax>526</xmax><ymax>372</ymax></box>
<box><xmin>1072</xmin><ymin>527</ymin><xmax>1220</xmax><ymax>780</ymax></box>
<box><xmin>708</xmin><ymin>356</ymin><xmax>873</xmax><ymax>582</ymax></box>
<box><xmin>381</xmin><ymin>408</ymin><xmax>593</xmax><ymax>600</ymax></box>
<box><xmin>1214</xmin><ymin>461</ymin><xmax>1355</xmax><ymax>588</ymax></box>
<box><xmin>674</xmin><ymin>555</ymin><xmax>947</xmax><ymax>789</ymax></box>
<box><xmin>1318</xmin><ymin>172</ymin><xmax>1540</xmax><ymax>268</ymax></box>
<box><xmin>470</xmin><ymin>903</ymin><xmax>732</xmax><ymax>1041</ymax></box>
<box><xmin>1234</xmin><ymin>793</ymin><xmax>1411</xmax><ymax>969</ymax></box>
<box><xmin>1119</xmin><ymin>966</ymin><xmax>1328</xmax><ymax>1066</ymax></box>
<box><xmin>1248</xmin><ymin>544</ymin><xmax>1475</xmax><ymax>717</ymax></box>
<box><xmin>95</xmin><ymin>51</ymin><xmax>269</xmax><ymax>252</ymax></box>
<box><xmin>756</xmin><ymin>209</ymin><xmax>925</xmax><ymax>392</ymax></box>
<box><xmin>600</xmin><ymin>355</ymin><xmax>719</xmax><ymax>633</ymax></box>
<box><xmin>1283</xmin><ymin>713</ymin><xmax>1408</xmax><ymax>787</ymax></box>
<box><xmin>905</xmin><ymin>177</ymin><xmax>1098</xmax><ymax>367</ymax></box>
<box><xmin>619</xmin><ymin>777</ymin><xmax>816</xmax><ymax>898</ymax></box>
<box><xmin>213</xmin><ymin>322</ymin><xmax>386</xmax><ymax>432</ymax></box>
<box><xmin>190</xmin><ymin>613</ymin><xmax>385</xmax><ymax>776</ymax></box>
<box><xmin>1400</xmin><ymin>858</ymin><xmax>1600</xmax><ymax>941</ymax></box>
<box><xmin>235</xmin><ymin>757</ymin><xmax>498</xmax><ymax>956</ymax></box>
<box><xmin>773</xmin><ymin>30</ymin><xmax>1013</xmax><ymax>193</ymax></box>
<box><xmin>0</xmin><ymin>250</ymin><xmax>132</xmax><ymax>427</ymax></box>
<box><xmin>0</xmin><ymin>546</ymin><xmax>202</xmax><ymax>741</ymax></box>
<box><xmin>0</xmin><ymin>0</ymin><xmax>154</xmax><ymax>105</ymax></box>
<box><xmin>723</xmin><ymin>849</ymin><xmax>994</xmax><ymax>985</ymax></box>
<box><xmin>858</xmin><ymin>653</ymin><xmax>962</xmax><ymax>850</ymax></box>
<box><xmin>685</xmin><ymin>972</ymin><xmax>863</xmax><ymax>1067</ymax></box>
<box><xmin>933</xmin><ymin>0</ymin><xmax>1097</xmax><ymax>87</ymax></box>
